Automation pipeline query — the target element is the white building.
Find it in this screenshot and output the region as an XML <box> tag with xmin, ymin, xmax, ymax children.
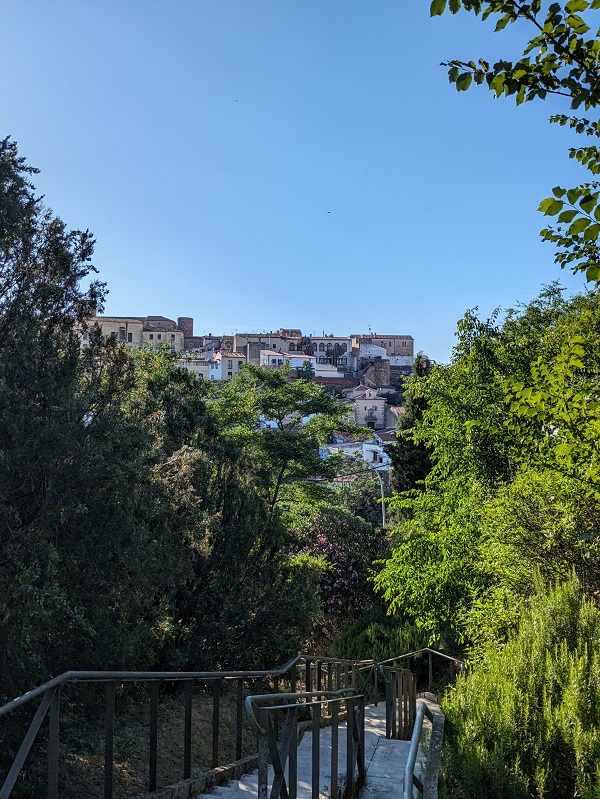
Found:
<box><xmin>321</xmin><ymin>432</ymin><xmax>392</xmax><ymax>473</ymax></box>
<box><xmin>177</xmin><ymin>350</ymin><xmax>245</xmax><ymax>381</ymax></box>
<box><xmin>259</xmin><ymin>350</ymin><xmax>317</xmax><ymax>371</ymax></box>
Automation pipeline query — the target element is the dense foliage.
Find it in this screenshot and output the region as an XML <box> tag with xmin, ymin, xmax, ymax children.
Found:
<box><xmin>374</xmin><ymin>5</ymin><xmax>600</xmax><ymax>791</ymax></box>
<box><xmin>282</xmin><ymin>476</ymin><xmax>389</xmax><ymax>649</ymax></box>
<box><xmin>0</xmin><ymin>139</ymin><xmax>369</xmax><ymax>707</ymax></box>
<box><xmin>375</xmin><ymin>284</ymin><xmax>600</xmax><ymax>796</ymax></box>
<box><xmin>442</xmin><ymin>577</ymin><xmax>600</xmax><ymax>799</ymax></box>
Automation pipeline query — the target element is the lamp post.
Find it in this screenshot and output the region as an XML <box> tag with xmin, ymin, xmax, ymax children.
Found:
<box><xmin>372</xmin><ymin>466</ymin><xmax>386</xmax><ymax>528</ymax></box>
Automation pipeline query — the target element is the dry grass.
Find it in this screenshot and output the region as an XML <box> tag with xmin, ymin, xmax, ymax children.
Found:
<box><xmin>24</xmin><ymin>686</ymin><xmax>258</xmax><ymax>799</ymax></box>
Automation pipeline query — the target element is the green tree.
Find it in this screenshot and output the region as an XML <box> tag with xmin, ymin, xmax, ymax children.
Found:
<box><xmin>376</xmin><ymin>288</ymin><xmax>600</xmax><ymax>649</ymax></box>
<box><xmin>465</xmin><ymin>468</ymin><xmax>600</xmax><ymax>653</ymax></box>
<box><xmin>297</xmin><ymin>359</ymin><xmax>316</xmax><ymax>380</ymax></box>
<box><xmin>209</xmin><ymin>363</ymin><xmax>358</xmax><ymax>520</ymax></box>
<box><xmin>504</xmin><ymin>335</ymin><xmax>600</xmax><ymax>496</ymax></box>
<box><xmin>0</xmin><ymin>142</ymin><xmax>323</xmax><ymax>705</ymax></box>
<box><xmin>386</xmin><ymin>353</ymin><xmax>433</xmax><ymax>494</ymax></box>
<box><xmin>374</xmin><ymin>477</ymin><xmax>486</xmax><ymax>645</ymax></box>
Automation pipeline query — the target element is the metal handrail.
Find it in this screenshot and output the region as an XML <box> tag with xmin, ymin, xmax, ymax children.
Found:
<box><xmin>377</xmin><ymin>664</ymin><xmax>415</xmax><ymax>681</ymax></box>
<box><xmin>379</xmin><ymin>648</ymin><xmax>465</xmax><ymax>692</ymax></box>
<box><xmin>245</xmin><ymin>688</ymin><xmax>360</xmax><ymax>735</ymax></box>
<box><xmin>378</xmin><ymin>663</ymin><xmax>417</xmax><ymax>740</ymax></box>
<box><xmin>403</xmin><ymin>700</ymin><xmax>444</xmax><ymax>799</ymax></box>
<box><xmin>246</xmin><ymin>688</ymin><xmax>366</xmax><ymax>799</ymax></box>
<box><xmin>404</xmin><ymin>701</ymin><xmax>429</xmax><ymax>799</ymax></box>
<box><xmin>0</xmin><ymin>657</ymin><xmax>304</xmax><ymax>718</ymax></box>
<box><xmin>0</xmin><ymin>649</ymin><xmax>459</xmax><ymax>798</ymax></box>
<box><xmin>0</xmin><ymin>654</ymin><xmax>377</xmax><ymax>799</ymax></box>
<box><xmin>378</xmin><ymin>648</ymin><xmax>464</xmax><ymax>668</ymax></box>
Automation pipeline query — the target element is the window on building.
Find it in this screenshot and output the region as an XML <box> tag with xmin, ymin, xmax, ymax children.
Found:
<box><xmin>319</xmin><ymin>343</ymin><xmax>325</xmax><ymax>351</ymax></box>
<box><xmin>228</xmin><ymin>360</ymin><xmax>233</xmax><ymax>369</ymax></box>
<box><xmin>339</xmin><ymin>357</ymin><xmax>347</xmax><ymax>366</ymax></box>
<box><xmin>119</xmin><ymin>327</ymin><xmax>126</xmax><ymax>341</ymax></box>
<box><xmin>288</xmin><ymin>342</ymin><xmax>295</xmax><ymax>351</ymax></box>
<box><xmin>127</xmin><ymin>332</ymin><xmax>133</xmax><ymax>343</ymax></box>
<box><xmin>318</xmin><ymin>356</ymin><xmax>327</xmax><ymax>364</ymax></box>
<box><xmin>341</xmin><ymin>344</ymin><xmax>347</xmax><ymax>352</ymax></box>
<box><xmin>158</xmin><ymin>334</ymin><xmax>162</xmax><ymax>340</ymax></box>
<box><xmin>149</xmin><ymin>334</ymin><xmax>154</xmax><ymax>340</ymax></box>
<box><xmin>238</xmin><ymin>361</ymin><xmax>244</xmax><ymax>368</ymax></box>
<box><xmin>272</xmin><ymin>359</ymin><xmax>277</xmax><ymax>365</ymax></box>
<box><xmin>228</xmin><ymin>371</ymin><xmax>232</xmax><ymax>377</ymax></box>
<box><xmin>171</xmin><ymin>334</ymin><xmax>176</xmax><ymax>340</ymax></box>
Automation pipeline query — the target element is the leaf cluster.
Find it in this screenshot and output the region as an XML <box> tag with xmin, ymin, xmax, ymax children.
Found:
<box><xmin>430</xmin><ymin>0</ymin><xmax>600</xmax><ymax>280</ymax></box>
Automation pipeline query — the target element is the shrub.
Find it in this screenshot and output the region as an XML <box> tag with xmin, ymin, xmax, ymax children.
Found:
<box><xmin>441</xmin><ymin>575</ymin><xmax>600</xmax><ymax>799</ymax></box>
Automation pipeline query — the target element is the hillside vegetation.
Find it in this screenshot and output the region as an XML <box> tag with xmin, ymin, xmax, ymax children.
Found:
<box><xmin>375</xmin><ymin>285</ymin><xmax>600</xmax><ymax>797</ymax></box>
<box><xmin>0</xmin><ymin>136</ymin><xmax>387</xmax><ymax>711</ymax></box>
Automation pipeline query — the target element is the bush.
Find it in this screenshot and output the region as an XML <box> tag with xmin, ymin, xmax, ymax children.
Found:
<box><xmin>332</xmin><ymin>609</ymin><xmax>429</xmax><ymax>664</ymax></box>
<box><xmin>441</xmin><ymin>575</ymin><xmax>600</xmax><ymax>799</ymax></box>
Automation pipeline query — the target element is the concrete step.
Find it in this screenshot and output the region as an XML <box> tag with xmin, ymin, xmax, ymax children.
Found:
<box><xmin>199</xmin><ymin>705</ymin><xmax>415</xmax><ymax>799</ymax></box>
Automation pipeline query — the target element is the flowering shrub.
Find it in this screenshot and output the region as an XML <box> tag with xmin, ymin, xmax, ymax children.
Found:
<box><xmin>291</xmin><ymin>503</ymin><xmax>388</xmax><ymax>652</ymax></box>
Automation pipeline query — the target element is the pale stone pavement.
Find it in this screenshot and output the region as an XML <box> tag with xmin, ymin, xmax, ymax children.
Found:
<box><xmin>203</xmin><ymin>703</ymin><xmax>429</xmax><ymax>799</ymax></box>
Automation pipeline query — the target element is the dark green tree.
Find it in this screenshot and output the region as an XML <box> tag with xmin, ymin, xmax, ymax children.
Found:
<box><xmin>386</xmin><ymin>353</ymin><xmax>433</xmax><ymax>494</ymax></box>
<box><xmin>0</xmin><ymin>142</ymin><xmax>323</xmax><ymax>703</ymax></box>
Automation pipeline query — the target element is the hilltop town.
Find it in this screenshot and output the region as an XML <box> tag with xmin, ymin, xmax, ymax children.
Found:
<box><xmin>85</xmin><ymin>314</ymin><xmax>414</xmax><ymax>387</ymax></box>
<box><xmin>85</xmin><ymin>313</ymin><xmax>415</xmax><ymax>477</ymax></box>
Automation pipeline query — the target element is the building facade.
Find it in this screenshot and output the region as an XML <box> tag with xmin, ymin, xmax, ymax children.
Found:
<box><xmin>84</xmin><ymin>315</ymin><xmax>199</xmax><ymax>352</ymax></box>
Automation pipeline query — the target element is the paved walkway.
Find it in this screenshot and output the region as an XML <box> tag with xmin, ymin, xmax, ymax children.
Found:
<box><xmin>206</xmin><ymin>704</ymin><xmax>424</xmax><ymax>799</ymax></box>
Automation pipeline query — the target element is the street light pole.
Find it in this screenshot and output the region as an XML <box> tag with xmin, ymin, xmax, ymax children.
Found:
<box><xmin>373</xmin><ymin>467</ymin><xmax>386</xmax><ymax>528</ymax></box>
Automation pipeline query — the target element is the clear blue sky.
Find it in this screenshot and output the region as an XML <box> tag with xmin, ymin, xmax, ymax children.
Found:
<box><xmin>1</xmin><ymin>0</ymin><xmax>588</xmax><ymax>362</ymax></box>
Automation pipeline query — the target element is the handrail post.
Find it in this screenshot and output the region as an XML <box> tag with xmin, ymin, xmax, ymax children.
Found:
<box><xmin>235</xmin><ymin>679</ymin><xmax>244</xmax><ymax>761</ymax></box>
<box><xmin>212</xmin><ymin>678</ymin><xmax>222</xmax><ymax>768</ymax></box>
<box><xmin>357</xmin><ymin>695</ymin><xmax>366</xmax><ymax>786</ymax></box>
<box><xmin>428</xmin><ymin>650</ymin><xmax>432</xmax><ymax>692</ymax></box>
<box><xmin>311</xmin><ymin>698</ymin><xmax>320</xmax><ymax>799</ymax></box>
<box><xmin>400</xmin><ymin>672</ymin><xmax>406</xmax><ymax>740</ymax></box>
<box><xmin>384</xmin><ymin>670</ymin><xmax>393</xmax><ymax>739</ymax></box>
<box><xmin>47</xmin><ymin>687</ymin><xmax>60</xmax><ymax>799</ymax></box>
<box><xmin>104</xmin><ymin>682</ymin><xmax>115</xmax><ymax>799</ymax></box>
<box><xmin>331</xmin><ymin>702</ymin><xmax>339</xmax><ymax>799</ymax></box>
<box><xmin>184</xmin><ymin>680</ymin><xmax>193</xmax><ymax>779</ymax></box>
<box><xmin>345</xmin><ymin>696</ymin><xmax>355</xmax><ymax>797</ymax></box>
<box><xmin>257</xmin><ymin>707</ymin><xmax>268</xmax><ymax>799</ymax></box>
<box><xmin>289</xmin><ymin>706</ymin><xmax>298</xmax><ymax>799</ymax></box>
<box><xmin>149</xmin><ymin>682</ymin><xmax>159</xmax><ymax>792</ymax></box>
